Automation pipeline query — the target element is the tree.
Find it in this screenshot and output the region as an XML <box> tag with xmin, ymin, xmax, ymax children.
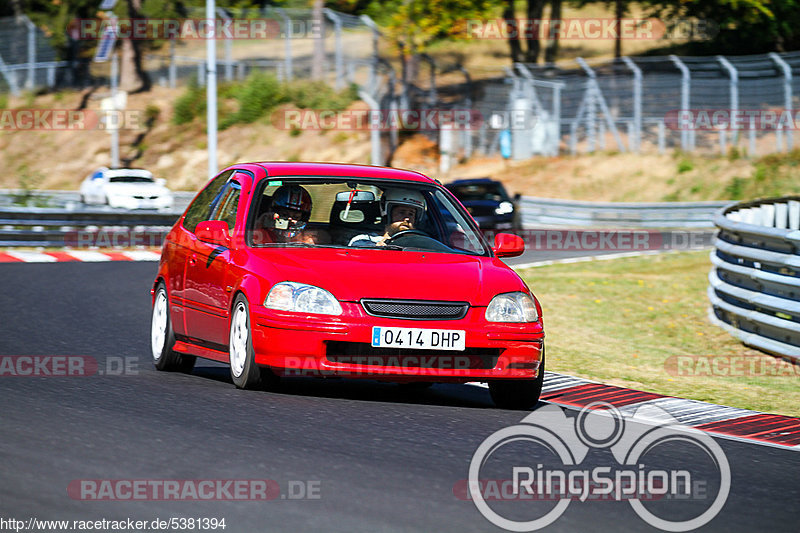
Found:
<box><xmin>367</xmin><ymin>0</ymin><xmax>494</xmax><ymax>86</ymax></box>
<box><xmin>503</xmin><ymin>0</ymin><xmax>563</xmax><ymax>64</ymax></box>
<box><xmin>118</xmin><ymin>0</ymin><xmax>151</xmax><ymax>93</ymax></box>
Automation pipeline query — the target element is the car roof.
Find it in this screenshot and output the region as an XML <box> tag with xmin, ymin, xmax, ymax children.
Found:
<box><xmin>104</xmin><ymin>168</ymin><xmax>153</xmax><ymax>178</ymax></box>
<box><xmin>229</xmin><ymin>162</ymin><xmax>438</xmax><ymax>185</ymax></box>
<box><xmin>446</xmin><ymin>177</ymin><xmax>497</xmax><ymax>186</ymax></box>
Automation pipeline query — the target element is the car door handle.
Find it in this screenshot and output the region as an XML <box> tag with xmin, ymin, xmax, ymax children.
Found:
<box><xmin>188</xmin><ymin>254</ymin><xmax>197</xmax><ymax>266</ymax></box>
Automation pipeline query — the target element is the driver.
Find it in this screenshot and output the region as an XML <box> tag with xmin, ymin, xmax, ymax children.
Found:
<box><xmin>349</xmin><ymin>188</ymin><xmax>425</xmax><ymax>247</ymax></box>
<box><xmin>256</xmin><ymin>184</ymin><xmax>323</xmax><ymax>244</ymax></box>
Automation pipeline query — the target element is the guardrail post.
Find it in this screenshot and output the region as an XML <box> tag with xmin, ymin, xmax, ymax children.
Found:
<box><xmin>215</xmin><ymin>8</ymin><xmax>233</xmax><ymax>82</ymax></box>
<box><xmin>324</xmin><ymin>9</ymin><xmax>344</xmax><ymax>90</ymax></box>
<box><xmin>717</xmin><ymin>56</ymin><xmax>739</xmax><ymax>148</ymax></box>
<box><xmin>553</xmin><ymin>82</ymin><xmax>562</xmax><ymax>156</ymax></box>
<box><xmin>358</xmin><ymin>90</ymin><xmax>382</xmax><ymax>165</ymax></box>
<box><xmin>621</xmin><ymin>57</ymin><xmax>642</xmax><ymax>152</ymax></box>
<box><xmin>576</xmin><ymin>57</ymin><xmax>625</xmax><ymax>153</ymax></box>
<box><xmin>360</xmin><ymin>15</ymin><xmax>381</xmax><ymax>96</ymax></box>
<box><xmin>769</xmin><ymin>52</ymin><xmax>793</xmax><ymax>151</ymax></box>
<box><xmin>670</xmin><ymin>55</ymin><xmax>692</xmax><ymax>151</ymax></box>
<box><xmin>276</xmin><ymin>8</ymin><xmax>293</xmax><ymax>81</ymax></box>
<box><xmin>168</xmin><ymin>39</ymin><xmax>176</xmax><ymax>88</ymax></box>
<box><xmin>0</xmin><ymin>54</ymin><xmax>21</xmax><ymax>97</ymax></box>
<box><xmin>24</xmin><ymin>16</ymin><xmax>36</xmax><ymax>90</ymax></box>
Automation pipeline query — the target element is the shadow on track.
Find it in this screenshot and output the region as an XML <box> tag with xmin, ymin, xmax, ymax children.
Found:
<box><xmin>188</xmin><ymin>362</ymin><xmax>547</xmax><ymax>411</ymax></box>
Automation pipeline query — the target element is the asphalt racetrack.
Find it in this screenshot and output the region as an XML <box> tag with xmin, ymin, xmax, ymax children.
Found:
<box><xmin>1</xmin><ymin>261</ymin><xmax>798</xmax><ymax>532</ymax></box>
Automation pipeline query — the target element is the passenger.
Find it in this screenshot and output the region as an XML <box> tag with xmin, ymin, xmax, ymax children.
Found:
<box><xmin>255</xmin><ymin>184</ymin><xmax>327</xmax><ymax>245</ymax></box>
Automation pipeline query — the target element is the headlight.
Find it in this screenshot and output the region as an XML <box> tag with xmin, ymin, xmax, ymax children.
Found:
<box><xmin>495</xmin><ymin>201</ymin><xmax>514</xmax><ymax>215</ymax></box>
<box><xmin>265</xmin><ymin>282</ymin><xmax>342</xmax><ymax>316</ymax></box>
<box><xmin>485</xmin><ymin>292</ymin><xmax>538</xmax><ymax>322</ymax></box>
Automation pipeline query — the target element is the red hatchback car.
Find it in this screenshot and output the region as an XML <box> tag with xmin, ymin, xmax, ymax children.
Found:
<box><xmin>150</xmin><ymin>162</ymin><xmax>545</xmax><ymax>409</ymax></box>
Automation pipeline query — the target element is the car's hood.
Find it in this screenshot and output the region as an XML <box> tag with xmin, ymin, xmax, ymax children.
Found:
<box><xmin>459</xmin><ymin>199</ymin><xmax>505</xmax><ymax>209</ymax></box>
<box><xmin>246</xmin><ymin>248</ymin><xmax>526</xmax><ymax>305</ymax></box>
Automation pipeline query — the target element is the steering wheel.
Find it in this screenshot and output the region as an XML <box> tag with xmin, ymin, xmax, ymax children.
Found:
<box><xmin>384</xmin><ymin>229</ymin><xmax>430</xmax><ymax>244</ymax></box>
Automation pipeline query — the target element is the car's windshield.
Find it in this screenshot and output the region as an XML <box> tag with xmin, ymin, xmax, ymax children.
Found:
<box><xmin>109</xmin><ymin>176</ymin><xmax>154</xmax><ymax>183</ymax></box>
<box><xmin>448</xmin><ymin>182</ymin><xmax>509</xmax><ymax>202</ymax></box>
<box><xmin>248</xmin><ymin>177</ymin><xmax>489</xmax><ymax>256</ymax></box>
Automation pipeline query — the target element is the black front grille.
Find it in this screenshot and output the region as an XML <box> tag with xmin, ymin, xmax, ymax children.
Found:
<box><xmin>361</xmin><ymin>299</ymin><xmax>469</xmax><ymax>320</ymax></box>
<box><xmin>326</xmin><ymin>342</ymin><xmax>500</xmax><ymax>369</ymax></box>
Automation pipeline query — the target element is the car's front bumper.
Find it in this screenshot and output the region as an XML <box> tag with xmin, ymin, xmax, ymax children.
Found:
<box><xmin>472</xmin><ymin>213</ymin><xmax>516</xmax><ymax>230</ymax></box>
<box><xmin>250</xmin><ymin>303</ymin><xmax>543</xmax><ymax>382</ymax></box>
<box><xmin>108</xmin><ymin>195</ymin><xmax>174</xmax><ymax>210</ymax></box>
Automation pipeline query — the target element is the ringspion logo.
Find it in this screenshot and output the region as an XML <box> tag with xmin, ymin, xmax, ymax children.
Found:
<box><xmin>466</xmin><ymin>402</ymin><xmax>730</xmax><ymax>531</ymax></box>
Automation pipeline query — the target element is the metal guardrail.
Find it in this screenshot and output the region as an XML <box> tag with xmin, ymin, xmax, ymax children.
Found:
<box><xmin>0</xmin><ymin>206</ymin><xmax>182</xmax><ymax>248</ymax></box>
<box><xmin>0</xmin><ymin>190</ymin><xmax>195</xmax><ymax>248</ymax></box>
<box><xmin>519</xmin><ymin>197</ymin><xmax>727</xmax><ymax>228</ymax></box>
<box><xmin>708</xmin><ymin>197</ymin><xmax>800</xmax><ymax>362</ymax></box>
<box><xmin>0</xmin><ymin>191</ymin><xmax>727</xmax><ymax>247</ymax></box>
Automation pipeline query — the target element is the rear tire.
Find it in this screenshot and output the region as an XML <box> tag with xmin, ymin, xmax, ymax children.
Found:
<box><xmin>488</xmin><ymin>353</ymin><xmax>545</xmax><ymax>410</ymax></box>
<box><xmin>151</xmin><ymin>283</ymin><xmax>196</xmax><ymax>373</ymax></box>
<box><xmin>229</xmin><ymin>294</ymin><xmax>279</xmax><ymax>390</ymax></box>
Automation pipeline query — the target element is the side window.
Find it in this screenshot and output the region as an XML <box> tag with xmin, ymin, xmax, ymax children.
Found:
<box><xmin>210</xmin><ymin>181</ymin><xmax>241</xmax><ymax>231</ymax></box>
<box><xmin>183</xmin><ymin>170</ymin><xmax>234</xmax><ymax>232</ymax></box>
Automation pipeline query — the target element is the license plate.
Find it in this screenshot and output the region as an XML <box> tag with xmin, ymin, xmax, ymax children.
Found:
<box><xmin>371</xmin><ymin>327</ymin><xmax>466</xmax><ymax>351</ymax></box>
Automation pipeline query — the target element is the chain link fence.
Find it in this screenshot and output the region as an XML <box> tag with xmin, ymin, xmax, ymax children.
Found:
<box><xmin>4</xmin><ymin>11</ymin><xmax>800</xmax><ymax>162</ymax></box>
<box><xmin>450</xmin><ymin>52</ymin><xmax>800</xmax><ymax>161</ymax></box>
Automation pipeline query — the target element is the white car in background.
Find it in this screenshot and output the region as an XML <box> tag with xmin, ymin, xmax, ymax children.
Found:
<box><xmin>80</xmin><ymin>167</ymin><xmax>173</xmax><ymax>210</ymax></box>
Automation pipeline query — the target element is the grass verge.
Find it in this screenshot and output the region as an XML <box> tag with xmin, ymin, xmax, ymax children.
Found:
<box><xmin>516</xmin><ymin>251</ymin><xmax>800</xmax><ymax>417</ymax></box>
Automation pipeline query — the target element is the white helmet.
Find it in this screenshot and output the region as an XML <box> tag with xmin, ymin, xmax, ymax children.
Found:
<box><xmin>382</xmin><ymin>188</ymin><xmax>425</xmax><ymax>221</ymax></box>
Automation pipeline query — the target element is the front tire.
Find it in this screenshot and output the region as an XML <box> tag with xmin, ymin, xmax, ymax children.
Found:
<box><xmin>488</xmin><ymin>353</ymin><xmax>545</xmax><ymax>410</ymax></box>
<box><xmin>229</xmin><ymin>294</ymin><xmax>278</xmax><ymax>390</ymax></box>
<box><xmin>151</xmin><ymin>283</ymin><xmax>195</xmax><ymax>373</ymax></box>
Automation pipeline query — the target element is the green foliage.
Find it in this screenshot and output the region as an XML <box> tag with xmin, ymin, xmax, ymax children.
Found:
<box><xmin>285</xmin><ymin>81</ymin><xmax>358</xmax><ymax>112</ymax></box>
<box><xmin>366</xmin><ymin>0</ymin><xmax>495</xmax><ymax>54</ymax></box>
<box><xmin>11</xmin><ymin>167</ymin><xmax>49</xmax><ymax>207</ymax></box>
<box><xmin>0</xmin><ymin>93</ymin><xmax>7</xmax><ymax>110</ymax></box>
<box><xmin>218</xmin><ymin>72</ymin><xmax>287</xmax><ymax>130</ymax></box>
<box><xmin>145</xmin><ymin>104</ymin><xmax>161</xmax><ymax>125</ymax></box>
<box><xmin>676</xmin><ymin>158</ymin><xmax>693</xmax><ymax>173</ymax></box>
<box><xmin>724</xmin><ymin>176</ymin><xmax>747</xmax><ymax>200</ymax></box>
<box><xmin>727</xmin><ymin>147</ymin><xmax>741</xmax><ymax>161</ymax></box>
<box><xmin>174</xmin><ymin>72</ymin><xmax>359</xmax><ymax>131</ymax></box>
<box><xmin>641</xmin><ymin>0</ymin><xmax>800</xmax><ymax>54</ymax></box>
<box><xmin>172</xmin><ymin>82</ymin><xmax>206</xmax><ymax>125</ymax></box>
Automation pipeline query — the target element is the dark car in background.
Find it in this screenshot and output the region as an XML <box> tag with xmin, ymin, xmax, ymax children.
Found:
<box><xmin>446</xmin><ymin>178</ymin><xmax>522</xmax><ymax>232</ymax></box>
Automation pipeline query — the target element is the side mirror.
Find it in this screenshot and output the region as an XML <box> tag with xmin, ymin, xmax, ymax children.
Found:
<box><xmin>196</xmin><ymin>220</ymin><xmax>231</xmax><ymax>247</ymax></box>
<box><xmin>156</xmin><ymin>178</ymin><xmax>167</xmax><ymax>187</ymax></box>
<box><xmin>493</xmin><ymin>232</ymin><xmax>524</xmax><ymax>258</ymax></box>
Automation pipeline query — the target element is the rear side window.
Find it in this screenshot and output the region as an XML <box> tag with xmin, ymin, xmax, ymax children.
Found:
<box><xmin>183</xmin><ymin>170</ymin><xmax>233</xmax><ymax>232</ymax></box>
